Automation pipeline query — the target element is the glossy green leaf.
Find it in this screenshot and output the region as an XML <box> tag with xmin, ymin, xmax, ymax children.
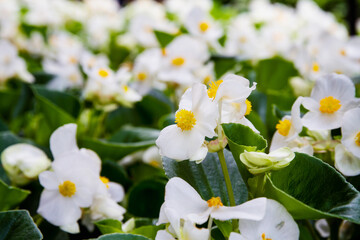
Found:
<box><xmin>213</xmin><ymin>220</ymin><xmax>232</xmax><ymax>239</ymax></box>
<box><xmin>154</xmin><ymin>30</ymin><xmax>176</xmax><ymax>48</ymax></box>
<box><xmin>131</xmin><ymin>225</ymin><xmax>164</xmax><ymax>240</ymax></box>
<box><xmin>0</xmin><ymin>210</ymin><xmax>42</xmax><ymax>240</ymax></box>
<box><xmin>0</xmin><ymin>88</ymin><xmax>20</xmax><ymax>117</ymax></box>
<box><xmin>163</xmin><ymin>149</ymin><xmax>248</xmax><ymax>205</ymax></box>
<box><xmin>0</xmin><ymin>180</ymin><xmax>30</xmax><ymax>211</ymax></box>
<box><xmin>31</xmin><ymin>85</ymin><xmax>80</xmax><ymax>130</ymax></box>
<box><xmin>212</xmin><ymin>56</ymin><xmax>238</xmax><ymax>79</ymax></box>
<box><xmin>109</xmin><ymin>126</ymin><xmax>159</xmax><ymax>143</ymax></box>
<box><xmin>127</xmin><ymin>179</ymin><xmax>166</xmax><ymax>218</ymax></box>
<box><xmin>222</xmin><ymin>123</ymin><xmax>267</xmax><ymax>183</ymax></box>
<box><xmin>264</xmin><ymin>153</ymin><xmax>360</xmax><ymax>223</ymax></box>
<box><xmin>97</xmin><ymin>233</ymin><xmax>151</xmax><ymax>240</ymax></box>
<box><xmin>95</xmin><ymin>219</ymin><xmax>123</xmax><ymax>234</ymax></box>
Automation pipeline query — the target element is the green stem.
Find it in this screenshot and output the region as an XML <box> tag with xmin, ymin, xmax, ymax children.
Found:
<box><xmin>207</xmin><ymin>217</ymin><xmax>213</xmax><ymax>240</ymax></box>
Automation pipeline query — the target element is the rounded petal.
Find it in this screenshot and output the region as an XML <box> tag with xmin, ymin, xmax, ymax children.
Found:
<box><xmin>183</xmin><ymin>221</ymin><xmax>210</xmax><ymax>240</ymax></box>
<box><xmin>302</xmin><ymin>111</ymin><xmax>343</xmax><ymax>130</ymax></box>
<box><xmin>108</xmin><ymin>182</ymin><xmax>125</xmax><ymax>202</ymax></box>
<box><xmin>335</xmin><ymin>144</ymin><xmax>360</xmax><ymax>176</ymax></box>
<box><xmin>60</xmin><ymin>222</ymin><xmax>80</xmax><ymax>234</ymax></box>
<box><xmin>211</xmin><ymin>197</ymin><xmax>266</xmax><ymax>221</ymax></box>
<box><xmin>341</xmin><ymin>108</ymin><xmax>360</xmax><ymax>158</ymax></box>
<box><xmin>50</xmin><ymin>124</ymin><xmax>79</xmax><ymax>159</ymax></box>
<box><xmin>39</xmin><ymin>171</ymin><xmax>60</xmax><ymax>190</ymax></box>
<box><xmin>229</xmin><ymin>232</ymin><xmax>247</xmax><ymax>240</ymax></box>
<box><xmin>156</xmin><ymin>125</ymin><xmax>204</xmax><ymax>160</ymax></box>
<box><xmin>315</xmin><ymin>219</ymin><xmax>330</xmax><ymax>238</ymax></box>
<box><xmin>155</xmin><ymin>230</ymin><xmax>175</xmax><ymax>240</ymax></box>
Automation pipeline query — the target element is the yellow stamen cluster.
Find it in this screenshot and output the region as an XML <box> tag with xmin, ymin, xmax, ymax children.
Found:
<box><xmin>340</xmin><ymin>49</ymin><xmax>346</xmax><ymax>56</ymax></box>
<box><xmin>161</xmin><ymin>48</ymin><xmax>167</xmax><ymax>56</ymax></box>
<box><xmin>175</xmin><ymin>109</ymin><xmax>197</xmax><ymax>131</ymax></box>
<box><xmin>355</xmin><ymin>132</ymin><xmax>360</xmax><ymax>147</ymax></box>
<box><xmin>123</xmin><ymin>85</ymin><xmax>129</xmax><ymax>92</ymax></box>
<box><xmin>69</xmin><ymin>56</ymin><xmax>77</xmax><ymax>64</ymax></box>
<box><xmin>98</xmin><ymin>69</ymin><xmax>109</xmax><ymax>78</ymax></box>
<box><xmin>245</xmin><ymin>99</ymin><xmax>252</xmax><ymax>116</ymax></box>
<box><xmin>137</xmin><ymin>72</ymin><xmax>147</xmax><ymax>81</ymax></box>
<box><xmin>239</xmin><ymin>36</ymin><xmax>247</xmax><ymax>43</ymax></box>
<box><xmin>276</xmin><ymin>119</ymin><xmax>292</xmax><ymax>136</ymax></box>
<box><xmin>199</xmin><ymin>21</ymin><xmax>209</xmax><ymax>32</ymax></box>
<box><xmin>207</xmin><ymin>197</ymin><xmax>223</xmax><ymax>208</ymax></box>
<box><xmin>100</xmin><ymin>176</ymin><xmax>110</xmax><ymax>189</ymax></box>
<box><xmin>312</xmin><ymin>62</ymin><xmax>320</xmax><ymax>72</ymax></box>
<box><xmin>261</xmin><ymin>233</ymin><xmax>272</xmax><ymax>240</ymax></box>
<box><xmin>171</xmin><ymin>57</ymin><xmax>185</xmax><ymax>66</ymax></box>
<box><xmin>319</xmin><ymin>96</ymin><xmax>341</xmax><ymax>114</ymax></box>
<box><xmin>207</xmin><ymin>80</ymin><xmax>223</xmax><ymax>99</ymax></box>
<box><xmin>58</xmin><ymin>180</ymin><xmax>76</xmax><ymax>197</ymax></box>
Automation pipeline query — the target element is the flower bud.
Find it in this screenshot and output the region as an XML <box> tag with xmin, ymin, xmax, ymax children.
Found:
<box><xmin>1</xmin><ymin>143</ymin><xmax>51</xmax><ymax>186</ymax></box>
<box><xmin>206</xmin><ymin>136</ymin><xmax>228</xmax><ymax>153</ymax></box>
<box><xmin>240</xmin><ymin>147</ymin><xmax>295</xmax><ymax>174</ymax></box>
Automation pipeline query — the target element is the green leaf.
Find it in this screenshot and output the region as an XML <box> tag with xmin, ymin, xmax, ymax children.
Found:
<box><xmin>101</xmin><ymin>160</ymin><xmax>131</xmax><ymax>188</ymax></box>
<box><xmin>0</xmin><ymin>118</ymin><xmax>8</xmax><ymax>132</ymax></box>
<box><xmin>154</xmin><ymin>30</ymin><xmax>176</xmax><ymax>48</ymax></box>
<box><xmin>109</xmin><ymin>126</ymin><xmax>159</xmax><ymax>143</ymax></box>
<box><xmin>222</xmin><ymin>123</ymin><xmax>267</xmax><ymax>183</ymax></box>
<box><xmin>31</xmin><ymin>85</ymin><xmax>81</xmax><ymax>130</ymax></box>
<box><xmin>0</xmin><ymin>210</ymin><xmax>42</xmax><ymax>240</ymax></box>
<box><xmin>213</xmin><ymin>220</ymin><xmax>232</xmax><ymax>239</ymax></box>
<box><xmin>264</xmin><ymin>153</ymin><xmax>360</xmax><ymax>223</ymax></box>
<box><xmin>127</xmin><ymin>179</ymin><xmax>166</xmax><ymax>218</ymax></box>
<box><xmin>95</xmin><ymin>219</ymin><xmax>123</xmax><ymax>235</ymax></box>
<box><xmin>97</xmin><ymin>233</ymin><xmax>151</xmax><ymax>240</ymax></box>
<box><xmin>0</xmin><ymin>88</ymin><xmax>20</xmax><ymax>117</ymax></box>
<box><xmin>79</xmin><ymin>138</ymin><xmax>155</xmax><ymax>161</ymax></box>
<box><xmin>163</xmin><ymin>149</ymin><xmax>248</xmax><ymax>205</ymax></box>
<box><xmin>212</xmin><ymin>56</ymin><xmax>238</xmax><ymax>79</ymax></box>
<box><xmin>131</xmin><ymin>225</ymin><xmax>165</xmax><ymax>240</ymax></box>
<box><xmin>0</xmin><ymin>179</ymin><xmax>30</xmax><ymax>211</ymax></box>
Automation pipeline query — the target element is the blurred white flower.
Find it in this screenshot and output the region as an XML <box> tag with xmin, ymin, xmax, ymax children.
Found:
<box><xmin>341</xmin><ymin>108</ymin><xmax>360</xmax><ymax>158</ymax></box>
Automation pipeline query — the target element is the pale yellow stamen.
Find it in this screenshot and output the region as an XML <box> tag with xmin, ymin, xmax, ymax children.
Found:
<box><xmin>312</xmin><ymin>62</ymin><xmax>320</xmax><ymax>72</ymax></box>
<box><xmin>245</xmin><ymin>99</ymin><xmax>252</xmax><ymax>116</ymax></box>
<box><xmin>123</xmin><ymin>85</ymin><xmax>129</xmax><ymax>92</ymax></box>
<box><xmin>207</xmin><ymin>197</ymin><xmax>223</xmax><ymax>208</ymax></box>
<box><xmin>319</xmin><ymin>96</ymin><xmax>341</xmax><ymax>114</ymax></box>
<box><xmin>69</xmin><ymin>56</ymin><xmax>77</xmax><ymax>64</ymax></box>
<box><xmin>276</xmin><ymin>119</ymin><xmax>292</xmax><ymax>136</ymax></box>
<box><xmin>58</xmin><ymin>180</ymin><xmax>76</xmax><ymax>197</ymax></box>
<box><xmin>199</xmin><ymin>21</ymin><xmax>209</xmax><ymax>32</ymax></box>
<box><xmin>100</xmin><ymin>176</ymin><xmax>110</xmax><ymax>189</ymax></box>
<box><xmin>355</xmin><ymin>132</ymin><xmax>360</xmax><ymax>147</ymax></box>
<box><xmin>69</xmin><ymin>74</ymin><xmax>78</xmax><ymax>83</ymax></box>
<box><xmin>149</xmin><ymin>160</ymin><xmax>160</xmax><ymax>168</ymax></box>
<box><xmin>98</xmin><ymin>69</ymin><xmax>109</xmax><ymax>78</ymax></box>
<box><xmin>203</xmin><ymin>75</ymin><xmax>211</xmax><ymax>85</ymax></box>
<box><xmin>171</xmin><ymin>57</ymin><xmax>185</xmax><ymax>66</ymax></box>
<box><xmin>161</xmin><ymin>48</ymin><xmax>167</xmax><ymax>56</ymax></box>
<box><xmin>239</xmin><ymin>36</ymin><xmax>247</xmax><ymax>43</ymax></box>
<box><xmin>340</xmin><ymin>49</ymin><xmax>346</xmax><ymax>56</ymax></box>
<box><xmin>261</xmin><ymin>233</ymin><xmax>272</xmax><ymax>240</ymax></box>
<box><xmin>207</xmin><ymin>80</ymin><xmax>223</xmax><ymax>99</ymax></box>
<box><xmin>137</xmin><ymin>72</ymin><xmax>147</xmax><ymax>81</ymax></box>
<box><xmin>175</xmin><ymin>109</ymin><xmax>196</xmax><ymax>131</ymax></box>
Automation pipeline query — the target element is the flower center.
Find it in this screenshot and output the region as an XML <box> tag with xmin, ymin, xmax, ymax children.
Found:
<box><xmin>171</xmin><ymin>57</ymin><xmax>185</xmax><ymax>66</ymax></box>
<box><xmin>161</xmin><ymin>48</ymin><xmax>167</xmax><ymax>56</ymax></box>
<box><xmin>98</xmin><ymin>69</ymin><xmax>109</xmax><ymax>78</ymax></box>
<box><xmin>207</xmin><ymin>80</ymin><xmax>223</xmax><ymax>99</ymax></box>
<box><xmin>312</xmin><ymin>62</ymin><xmax>320</xmax><ymax>72</ymax></box>
<box><xmin>58</xmin><ymin>180</ymin><xmax>76</xmax><ymax>197</ymax></box>
<box><xmin>123</xmin><ymin>85</ymin><xmax>129</xmax><ymax>92</ymax></box>
<box><xmin>319</xmin><ymin>96</ymin><xmax>341</xmax><ymax>114</ymax></box>
<box><xmin>100</xmin><ymin>176</ymin><xmax>110</xmax><ymax>189</ymax></box>
<box><xmin>276</xmin><ymin>119</ymin><xmax>291</xmax><ymax>136</ymax></box>
<box><xmin>245</xmin><ymin>99</ymin><xmax>252</xmax><ymax>116</ymax></box>
<box><xmin>355</xmin><ymin>132</ymin><xmax>360</xmax><ymax>147</ymax></box>
<box><xmin>340</xmin><ymin>49</ymin><xmax>346</xmax><ymax>56</ymax></box>
<box><xmin>262</xmin><ymin>233</ymin><xmax>272</xmax><ymax>240</ymax></box>
<box><xmin>137</xmin><ymin>72</ymin><xmax>147</xmax><ymax>81</ymax></box>
<box><xmin>207</xmin><ymin>197</ymin><xmax>223</xmax><ymax>208</ymax></box>
<box><xmin>175</xmin><ymin>109</ymin><xmax>197</xmax><ymax>131</ymax></box>
<box><xmin>199</xmin><ymin>21</ymin><xmax>209</xmax><ymax>32</ymax></box>
<box><xmin>69</xmin><ymin>56</ymin><xmax>77</xmax><ymax>64</ymax></box>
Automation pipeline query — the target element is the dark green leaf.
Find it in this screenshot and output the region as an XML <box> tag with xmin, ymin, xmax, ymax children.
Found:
<box><xmin>0</xmin><ymin>89</ymin><xmax>20</xmax><ymax>118</ymax></box>
<box><xmin>127</xmin><ymin>179</ymin><xmax>166</xmax><ymax>218</ymax></box>
<box><xmin>0</xmin><ymin>180</ymin><xmax>30</xmax><ymax>211</ymax></box>
<box><xmin>109</xmin><ymin>126</ymin><xmax>159</xmax><ymax>143</ymax></box>
<box><xmin>154</xmin><ymin>31</ymin><xmax>176</xmax><ymax>48</ymax></box>
<box><xmin>212</xmin><ymin>56</ymin><xmax>238</xmax><ymax>79</ymax></box>
<box><xmin>213</xmin><ymin>220</ymin><xmax>232</xmax><ymax>239</ymax></box>
<box><xmin>97</xmin><ymin>233</ymin><xmax>151</xmax><ymax>240</ymax></box>
<box><xmin>131</xmin><ymin>225</ymin><xmax>164</xmax><ymax>240</ymax></box>
<box><xmin>0</xmin><ymin>210</ymin><xmax>42</xmax><ymax>240</ymax></box>
<box><xmin>95</xmin><ymin>219</ymin><xmax>123</xmax><ymax>235</ymax></box>
<box><xmin>264</xmin><ymin>153</ymin><xmax>360</xmax><ymax>223</ymax></box>
<box><xmin>101</xmin><ymin>160</ymin><xmax>131</xmax><ymax>189</ymax></box>
<box><xmin>163</xmin><ymin>149</ymin><xmax>248</xmax><ymax>205</ymax></box>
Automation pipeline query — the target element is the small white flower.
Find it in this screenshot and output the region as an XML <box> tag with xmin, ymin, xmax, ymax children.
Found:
<box><xmin>240</xmin><ymin>148</ymin><xmax>295</xmax><ymax>174</ymax></box>
<box><xmin>334</xmin><ymin>144</ymin><xmax>360</xmax><ymax>177</ymax></box>
<box><xmin>341</xmin><ymin>108</ymin><xmax>360</xmax><ymax>158</ymax></box>
<box><xmin>158</xmin><ymin>177</ymin><xmax>266</xmax><ymax>225</ymax></box>
<box><xmin>301</xmin><ymin>73</ymin><xmax>360</xmax><ymax>130</ymax></box>
<box><xmin>1</xmin><ymin>143</ymin><xmax>51</xmax><ymax>186</ymax></box>
<box><xmin>156</xmin><ymin>83</ymin><xmax>218</xmax><ymax>161</ymax></box>
<box><xmin>229</xmin><ymin>199</ymin><xmax>299</xmax><ymax>240</ymax></box>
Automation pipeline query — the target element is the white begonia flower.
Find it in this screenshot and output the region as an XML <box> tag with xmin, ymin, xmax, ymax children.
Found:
<box><xmin>158</xmin><ymin>177</ymin><xmax>267</xmax><ymax>225</ymax></box>
<box><xmin>240</xmin><ymin>148</ymin><xmax>295</xmax><ymax>175</ymax></box>
<box><xmin>1</xmin><ymin>144</ymin><xmax>51</xmax><ymax>186</ymax></box>
<box><xmin>270</xmin><ymin>97</ymin><xmax>303</xmax><ymax>152</ymax></box>
<box><xmin>90</xmin><ymin>195</ymin><xmax>126</xmax><ymax>222</ymax></box>
<box><xmin>184</xmin><ymin>8</ymin><xmax>223</xmax><ymax>45</ymax></box>
<box><xmin>229</xmin><ymin>199</ymin><xmax>299</xmax><ymax>240</ymax></box>
<box><xmin>334</xmin><ymin>144</ymin><xmax>360</xmax><ymax>177</ymax></box>
<box><xmin>158</xmin><ymin>35</ymin><xmax>209</xmax><ymax>86</ymax></box>
<box><xmin>143</xmin><ymin>146</ymin><xmax>162</xmax><ymax>168</ymax></box>
<box><xmin>341</xmin><ymin>108</ymin><xmax>360</xmax><ymax>158</ymax></box>
<box><xmin>165</xmin><ymin>0</ymin><xmax>213</xmax><ymax>21</ymax></box>
<box><xmin>80</xmin><ymin>51</ymin><xmax>109</xmax><ymax>75</ymax></box>
<box><xmin>301</xmin><ymin>73</ymin><xmax>360</xmax><ymax>130</ymax></box>
<box><xmin>37</xmin><ymin>124</ymin><xmax>102</xmax><ymax>233</ymax></box>
<box><xmin>156</xmin><ymin>207</ymin><xmax>210</xmax><ymax>240</ymax></box>
<box><xmin>156</xmin><ymin>83</ymin><xmax>218</xmax><ymax>162</ymax></box>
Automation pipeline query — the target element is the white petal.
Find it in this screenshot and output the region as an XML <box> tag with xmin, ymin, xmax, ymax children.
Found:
<box><xmin>189</xmin><ymin>145</ymin><xmax>208</xmax><ymax>163</ymax></box>
<box><xmin>155</xmin><ymin>230</ymin><xmax>175</xmax><ymax>240</ymax></box>
<box><xmin>60</xmin><ymin>222</ymin><xmax>80</xmax><ymax>234</ymax></box>
<box><xmin>211</xmin><ymin>197</ymin><xmax>266</xmax><ymax>221</ymax></box>
<box><xmin>108</xmin><ymin>182</ymin><xmax>125</xmax><ymax>202</ymax></box>
<box><xmin>50</xmin><ymin>124</ymin><xmax>79</xmax><ymax>159</ymax></box>
<box><xmin>39</xmin><ymin>171</ymin><xmax>60</xmax><ymax>190</ymax></box>
<box><xmin>335</xmin><ymin>144</ymin><xmax>360</xmax><ymax>176</ymax></box>
<box><xmin>238</xmin><ymin>199</ymin><xmax>299</xmax><ymax>240</ymax></box>
<box><xmin>301</xmin><ymin>97</ymin><xmax>318</xmax><ymax>112</ymax></box>
<box><xmin>183</xmin><ymin>221</ymin><xmax>210</xmax><ymax>240</ymax></box>
<box><xmin>341</xmin><ymin>108</ymin><xmax>360</xmax><ymax>158</ymax></box>
<box><xmin>302</xmin><ymin>111</ymin><xmax>343</xmax><ymax>130</ymax></box>
<box><xmin>164</xmin><ymin>177</ymin><xmax>209</xmax><ymax>224</ymax></box>
<box><xmin>229</xmin><ymin>232</ymin><xmax>247</xmax><ymax>240</ymax></box>
<box><xmin>290</xmin><ymin>97</ymin><xmax>303</xmax><ymax>134</ymax></box>
<box><xmin>270</xmin><ymin>132</ymin><xmax>288</xmax><ymax>152</ymax></box>
<box><xmin>315</xmin><ymin>219</ymin><xmax>330</xmax><ymax>238</ymax></box>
